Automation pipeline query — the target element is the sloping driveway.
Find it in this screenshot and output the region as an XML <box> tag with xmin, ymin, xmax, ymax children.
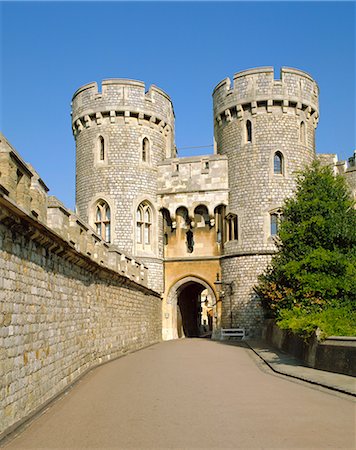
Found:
<box><xmin>5</xmin><ymin>339</ymin><xmax>355</xmax><ymax>449</ymax></box>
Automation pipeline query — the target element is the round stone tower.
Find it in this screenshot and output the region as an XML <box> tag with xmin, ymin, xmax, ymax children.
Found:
<box><xmin>72</xmin><ymin>79</ymin><xmax>175</xmax><ymax>292</ymax></box>
<box><xmin>212</xmin><ymin>67</ymin><xmax>319</xmax><ymax>334</ymax></box>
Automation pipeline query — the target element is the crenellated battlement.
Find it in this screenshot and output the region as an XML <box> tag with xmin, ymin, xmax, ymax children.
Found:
<box><xmin>47</xmin><ymin>196</ymin><xmax>148</xmax><ymax>285</ymax></box>
<box><xmin>0</xmin><ymin>133</ymin><xmax>149</xmax><ymax>288</ymax></box>
<box><xmin>71</xmin><ymin>79</ymin><xmax>175</xmax><ymax>136</ymax></box>
<box><xmin>157</xmin><ymin>154</ymin><xmax>229</xmax><ymax>219</ymax></box>
<box><xmin>213</xmin><ymin>67</ymin><xmax>319</xmax><ymax>126</ymax></box>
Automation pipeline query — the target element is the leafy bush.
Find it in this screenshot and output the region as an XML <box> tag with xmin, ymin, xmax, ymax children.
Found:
<box><xmin>254</xmin><ymin>162</ymin><xmax>356</xmax><ymax>336</ymax></box>
<box><xmin>277</xmin><ymin>305</ymin><xmax>356</xmax><ymax>339</ymax></box>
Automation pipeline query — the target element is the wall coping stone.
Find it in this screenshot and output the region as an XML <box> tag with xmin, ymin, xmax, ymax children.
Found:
<box><xmin>0</xmin><ymin>191</ymin><xmax>159</xmax><ymax>297</ymax></box>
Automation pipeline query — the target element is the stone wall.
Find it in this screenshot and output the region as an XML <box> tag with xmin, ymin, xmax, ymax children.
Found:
<box><xmin>158</xmin><ymin>154</ymin><xmax>228</xmax><ymax>215</ymax></box>
<box><xmin>220</xmin><ymin>254</ymin><xmax>272</xmax><ymax>333</ymax></box>
<box><xmin>262</xmin><ymin>320</ymin><xmax>356</xmax><ymax>377</ymax></box>
<box><xmin>0</xmin><ymin>134</ymin><xmax>161</xmax><ymax>440</ymax></box>
<box><xmin>318</xmin><ymin>151</ymin><xmax>356</xmax><ymax>202</ymax></box>
<box><xmin>336</xmin><ymin>151</ymin><xmax>356</xmax><ymax>201</ymax></box>
<box><xmin>0</xmin><ymin>197</ymin><xmax>161</xmax><ymax>440</ymax></box>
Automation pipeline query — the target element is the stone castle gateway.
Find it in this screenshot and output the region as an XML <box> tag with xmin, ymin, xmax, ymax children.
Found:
<box><xmin>71</xmin><ymin>66</ymin><xmax>355</xmax><ymax>340</ymax></box>
<box><xmin>0</xmin><ymin>66</ymin><xmax>355</xmax><ymax>439</ymax></box>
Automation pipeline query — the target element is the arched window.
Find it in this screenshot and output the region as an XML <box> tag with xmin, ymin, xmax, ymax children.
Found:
<box><xmin>274</xmin><ymin>151</ymin><xmax>284</xmax><ymax>175</ymax></box>
<box><xmin>270</xmin><ymin>209</ymin><xmax>283</xmax><ymax>236</ymax></box>
<box><xmin>99</xmin><ymin>136</ymin><xmax>105</xmax><ymax>161</ymax></box>
<box><xmin>94</xmin><ymin>200</ymin><xmax>111</xmax><ymax>242</ymax></box>
<box><xmin>226</xmin><ymin>213</ymin><xmax>238</xmax><ymax>241</ymax></box>
<box><xmin>194</xmin><ymin>205</ymin><xmax>210</xmax><ymax>227</ymax></box>
<box><xmin>270</xmin><ymin>214</ymin><xmax>278</xmax><ymax>236</ymax></box>
<box><xmin>300</xmin><ymin>121</ymin><xmax>306</xmax><ymax>144</ymax></box>
<box><xmin>136</xmin><ymin>202</ymin><xmax>152</xmax><ymax>249</ymax></box>
<box><xmin>176</xmin><ymin>206</ymin><xmax>189</xmax><ymax>228</ymax></box>
<box><xmin>246</xmin><ymin>120</ymin><xmax>252</xmax><ymax>143</ymax></box>
<box><xmin>142</xmin><ymin>138</ymin><xmax>149</xmax><ymax>163</ymax></box>
<box><xmin>214</xmin><ymin>205</ymin><xmax>226</xmax><ymax>244</ymax></box>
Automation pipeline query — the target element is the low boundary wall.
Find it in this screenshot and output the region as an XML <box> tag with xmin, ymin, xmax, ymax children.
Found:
<box><xmin>262</xmin><ymin>320</ymin><xmax>356</xmax><ymax>377</ymax></box>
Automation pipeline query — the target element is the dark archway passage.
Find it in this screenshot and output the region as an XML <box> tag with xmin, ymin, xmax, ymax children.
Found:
<box><xmin>177</xmin><ymin>282</ymin><xmax>211</xmax><ymax>337</ymax></box>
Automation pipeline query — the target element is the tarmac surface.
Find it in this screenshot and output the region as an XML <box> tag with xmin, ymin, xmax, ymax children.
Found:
<box><xmin>3</xmin><ymin>338</ymin><xmax>356</xmax><ymax>449</ymax></box>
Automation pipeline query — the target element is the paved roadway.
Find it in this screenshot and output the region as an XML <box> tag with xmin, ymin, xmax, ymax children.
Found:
<box><xmin>5</xmin><ymin>339</ymin><xmax>355</xmax><ymax>449</ymax></box>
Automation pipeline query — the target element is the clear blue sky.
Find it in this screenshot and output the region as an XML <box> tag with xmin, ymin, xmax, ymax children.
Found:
<box><xmin>1</xmin><ymin>1</ymin><xmax>355</xmax><ymax>210</ymax></box>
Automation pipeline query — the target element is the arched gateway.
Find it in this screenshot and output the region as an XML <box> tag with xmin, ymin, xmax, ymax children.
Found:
<box><xmin>163</xmin><ymin>276</ymin><xmax>220</xmax><ymax>340</ymax></box>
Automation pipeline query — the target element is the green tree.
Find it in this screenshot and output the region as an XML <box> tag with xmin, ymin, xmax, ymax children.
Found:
<box><xmin>255</xmin><ymin>161</ymin><xmax>356</xmax><ymax>317</ymax></box>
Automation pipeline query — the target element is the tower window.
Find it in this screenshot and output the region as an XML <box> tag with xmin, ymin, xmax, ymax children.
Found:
<box><xmin>136</xmin><ymin>202</ymin><xmax>152</xmax><ymax>249</ymax></box>
<box><xmin>136</xmin><ymin>209</ymin><xmax>143</xmax><ymax>244</ymax></box>
<box><xmin>94</xmin><ymin>200</ymin><xmax>111</xmax><ymax>242</ymax></box>
<box><xmin>246</xmin><ymin>120</ymin><xmax>252</xmax><ymax>143</ymax></box>
<box><xmin>270</xmin><ymin>209</ymin><xmax>283</xmax><ymax>236</ymax></box>
<box><xmin>274</xmin><ymin>151</ymin><xmax>284</xmax><ymax>175</ymax></box>
<box><xmin>99</xmin><ymin>136</ymin><xmax>105</xmax><ymax>161</ymax></box>
<box><xmin>142</xmin><ymin>137</ymin><xmax>149</xmax><ymax>163</ymax></box>
<box><xmin>300</xmin><ymin>121</ymin><xmax>306</xmax><ymax>144</ymax></box>
<box><xmin>270</xmin><ymin>214</ymin><xmax>278</xmax><ymax>236</ymax></box>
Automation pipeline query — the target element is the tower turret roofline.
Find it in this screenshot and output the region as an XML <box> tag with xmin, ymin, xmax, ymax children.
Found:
<box><xmin>72</xmin><ymin>79</ymin><xmax>173</xmax><ymax>103</ymax></box>
<box><xmin>213</xmin><ymin>66</ymin><xmax>319</xmax><ymax>95</ymax></box>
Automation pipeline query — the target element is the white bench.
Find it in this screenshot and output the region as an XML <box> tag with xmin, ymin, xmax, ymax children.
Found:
<box><xmin>221</xmin><ymin>328</ymin><xmax>245</xmax><ymax>340</ymax></box>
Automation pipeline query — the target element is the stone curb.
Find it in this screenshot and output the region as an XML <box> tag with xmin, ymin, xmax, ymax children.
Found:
<box><xmin>246</xmin><ymin>340</ymin><xmax>356</xmax><ymax>398</ymax></box>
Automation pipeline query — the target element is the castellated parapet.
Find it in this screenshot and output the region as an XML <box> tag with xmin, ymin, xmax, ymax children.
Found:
<box><xmin>72</xmin><ymin>79</ymin><xmax>174</xmax><ymax>132</ymax></box>
<box><xmin>0</xmin><ymin>133</ymin><xmax>149</xmax><ymax>287</ymax></box>
<box><xmin>157</xmin><ymin>154</ymin><xmax>229</xmax><ymax>218</ymax></box>
<box><xmin>213</xmin><ymin>67</ymin><xmax>319</xmax><ymax>123</ymax></box>
<box><xmin>72</xmin><ymin>79</ymin><xmax>175</xmax><ymax>292</ymax></box>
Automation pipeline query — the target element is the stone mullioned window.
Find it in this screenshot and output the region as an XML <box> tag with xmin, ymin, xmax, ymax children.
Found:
<box><xmin>136</xmin><ymin>202</ymin><xmax>152</xmax><ymax>250</ymax></box>
<box><xmin>94</xmin><ymin>200</ymin><xmax>111</xmax><ymax>242</ymax></box>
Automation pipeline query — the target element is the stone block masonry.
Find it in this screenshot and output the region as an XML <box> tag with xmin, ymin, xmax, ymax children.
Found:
<box><xmin>0</xmin><ymin>198</ymin><xmax>161</xmax><ymax>439</ymax></box>
<box><xmin>0</xmin><ymin>140</ymin><xmax>161</xmax><ymax>440</ymax></box>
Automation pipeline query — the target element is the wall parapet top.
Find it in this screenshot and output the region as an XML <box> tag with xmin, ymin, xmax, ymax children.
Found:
<box><xmin>213</xmin><ymin>66</ymin><xmax>318</xmax><ymax>94</ymax></box>
<box><xmin>281</xmin><ymin>67</ymin><xmax>315</xmax><ymax>83</ymax></box>
<box><xmin>0</xmin><ymin>133</ymin><xmax>151</xmax><ymax>290</ymax></box>
<box><xmin>71</xmin><ymin>78</ymin><xmax>174</xmax><ymax>125</ymax></box>
<box><xmin>212</xmin><ymin>66</ymin><xmax>319</xmax><ymax>120</ymax></box>
<box><xmin>72</xmin><ymin>79</ymin><xmax>172</xmax><ymax>101</ymax></box>
<box><xmin>233</xmin><ymin>66</ymin><xmax>274</xmax><ymax>80</ymax></box>
<box><xmin>158</xmin><ymin>154</ymin><xmax>227</xmax><ymax>166</ymax></box>
<box><xmin>46</xmin><ymin>197</ymin><xmax>149</xmax><ymax>286</ymax></box>
<box><xmin>71</xmin><ymin>82</ymin><xmax>98</xmax><ymax>100</ymax></box>
<box><xmin>0</xmin><ymin>190</ymin><xmax>153</xmax><ymax>293</ymax></box>
<box><xmin>48</xmin><ymin>196</ymin><xmax>72</xmax><ymax>216</ymax></box>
